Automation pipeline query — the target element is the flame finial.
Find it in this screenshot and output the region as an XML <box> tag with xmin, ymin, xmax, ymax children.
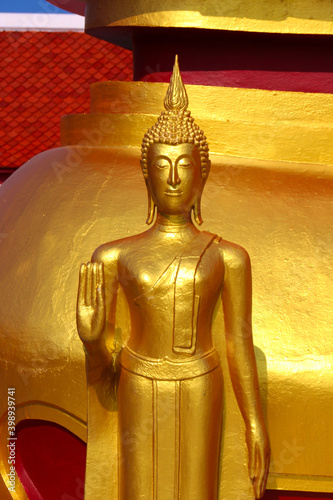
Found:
<box><xmin>164</xmin><ymin>55</ymin><xmax>189</xmax><ymax>112</ymax></box>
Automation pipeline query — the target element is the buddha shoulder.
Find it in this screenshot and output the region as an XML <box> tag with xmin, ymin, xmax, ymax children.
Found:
<box><xmin>91</xmin><ymin>239</ymin><xmax>124</xmax><ymax>266</ymax></box>
<box><xmin>218</xmin><ymin>239</ymin><xmax>251</xmax><ymax>275</ymax></box>
<box><xmin>91</xmin><ymin>231</ymin><xmax>149</xmax><ymax>266</ymax></box>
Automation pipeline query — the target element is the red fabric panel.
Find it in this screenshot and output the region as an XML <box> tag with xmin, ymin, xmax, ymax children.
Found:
<box><xmin>133</xmin><ymin>28</ymin><xmax>333</xmax><ymax>94</ymax></box>
<box><xmin>16</xmin><ymin>420</ymin><xmax>86</xmax><ymax>500</ymax></box>
<box><xmin>142</xmin><ymin>70</ymin><xmax>333</xmax><ymax>93</ymax></box>
<box><xmin>264</xmin><ymin>491</ymin><xmax>333</xmax><ymax>500</ymax></box>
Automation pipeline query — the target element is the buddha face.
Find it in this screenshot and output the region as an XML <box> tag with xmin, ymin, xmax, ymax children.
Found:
<box><xmin>146</xmin><ymin>143</ymin><xmax>204</xmax><ymax>216</ymax></box>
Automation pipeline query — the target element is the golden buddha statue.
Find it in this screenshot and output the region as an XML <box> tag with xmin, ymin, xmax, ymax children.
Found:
<box><xmin>77</xmin><ymin>56</ymin><xmax>270</xmax><ymax>500</ymax></box>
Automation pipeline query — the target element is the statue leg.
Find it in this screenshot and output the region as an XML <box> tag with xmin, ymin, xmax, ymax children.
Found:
<box><xmin>118</xmin><ymin>367</ymin><xmax>154</xmax><ymax>500</ymax></box>
<box><xmin>118</xmin><ymin>367</ymin><xmax>185</xmax><ymax>500</ymax></box>
<box><xmin>179</xmin><ymin>366</ymin><xmax>223</xmax><ymax>500</ymax></box>
<box><xmin>118</xmin><ymin>365</ymin><xmax>223</xmax><ymax>500</ymax></box>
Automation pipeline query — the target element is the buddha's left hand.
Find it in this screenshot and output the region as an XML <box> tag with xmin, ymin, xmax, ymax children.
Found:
<box><xmin>246</xmin><ymin>420</ymin><xmax>270</xmax><ymax>498</ymax></box>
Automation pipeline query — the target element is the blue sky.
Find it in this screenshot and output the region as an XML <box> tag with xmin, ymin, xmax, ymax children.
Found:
<box><xmin>0</xmin><ymin>0</ymin><xmax>69</xmax><ymax>13</ymax></box>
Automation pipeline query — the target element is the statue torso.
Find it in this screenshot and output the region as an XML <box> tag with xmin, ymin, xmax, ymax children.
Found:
<box><xmin>97</xmin><ymin>228</ymin><xmax>225</xmax><ymax>361</ymax></box>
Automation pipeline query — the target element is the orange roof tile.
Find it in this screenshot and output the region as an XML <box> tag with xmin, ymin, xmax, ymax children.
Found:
<box><xmin>0</xmin><ymin>31</ymin><xmax>133</xmax><ymax>172</ymax></box>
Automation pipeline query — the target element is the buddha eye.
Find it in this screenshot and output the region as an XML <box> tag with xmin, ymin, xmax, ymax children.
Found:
<box><xmin>154</xmin><ymin>161</ymin><xmax>169</xmax><ymax>169</ymax></box>
<box><xmin>178</xmin><ymin>160</ymin><xmax>192</xmax><ymax>168</ymax></box>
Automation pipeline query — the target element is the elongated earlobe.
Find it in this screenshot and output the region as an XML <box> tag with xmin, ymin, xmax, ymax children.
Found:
<box><xmin>193</xmin><ymin>196</ymin><xmax>203</xmax><ymax>226</ymax></box>
<box><xmin>146</xmin><ymin>193</ymin><xmax>156</xmax><ymax>225</ymax></box>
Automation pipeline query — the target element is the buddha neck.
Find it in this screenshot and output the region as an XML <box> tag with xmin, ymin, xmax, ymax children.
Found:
<box><xmin>154</xmin><ymin>212</ymin><xmax>197</xmax><ymax>234</ymax></box>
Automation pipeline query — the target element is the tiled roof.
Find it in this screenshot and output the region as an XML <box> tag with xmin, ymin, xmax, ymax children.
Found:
<box><xmin>0</xmin><ymin>31</ymin><xmax>133</xmax><ymax>171</ymax></box>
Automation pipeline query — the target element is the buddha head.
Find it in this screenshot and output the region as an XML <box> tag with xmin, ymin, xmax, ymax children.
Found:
<box><xmin>140</xmin><ymin>56</ymin><xmax>211</xmax><ymax>225</ymax></box>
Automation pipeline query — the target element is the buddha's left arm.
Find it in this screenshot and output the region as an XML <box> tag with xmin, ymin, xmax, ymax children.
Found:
<box><xmin>222</xmin><ymin>243</ymin><xmax>270</xmax><ymax>499</ymax></box>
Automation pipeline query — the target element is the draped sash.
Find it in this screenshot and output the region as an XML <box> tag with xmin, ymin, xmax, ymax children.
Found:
<box><xmin>134</xmin><ymin>231</ymin><xmax>217</xmax><ymax>354</ymax></box>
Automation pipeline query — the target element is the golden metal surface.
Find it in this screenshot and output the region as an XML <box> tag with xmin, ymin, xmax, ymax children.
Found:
<box><xmin>63</xmin><ymin>81</ymin><xmax>333</xmax><ymax>167</ymax></box>
<box><xmin>1</xmin><ymin>69</ymin><xmax>333</xmax><ymax>500</ymax></box>
<box><xmin>46</xmin><ymin>0</ymin><xmax>333</xmax><ymax>36</ymax></box>
<box><xmin>83</xmin><ymin>0</ymin><xmax>333</xmax><ymax>36</ymax></box>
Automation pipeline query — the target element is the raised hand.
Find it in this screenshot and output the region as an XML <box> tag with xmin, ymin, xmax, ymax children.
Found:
<box><xmin>247</xmin><ymin>420</ymin><xmax>270</xmax><ymax>498</ymax></box>
<box><xmin>77</xmin><ymin>262</ymin><xmax>106</xmax><ymax>346</ymax></box>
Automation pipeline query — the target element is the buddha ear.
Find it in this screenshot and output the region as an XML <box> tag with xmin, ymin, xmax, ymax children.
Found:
<box><xmin>192</xmin><ymin>159</ymin><xmax>210</xmax><ymax>225</ymax></box>
<box><xmin>141</xmin><ymin>159</ymin><xmax>155</xmax><ymax>224</ymax></box>
<box><xmin>202</xmin><ymin>159</ymin><xmax>211</xmax><ymax>182</ymax></box>
<box><xmin>140</xmin><ymin>159</ymin><xmax>148</xmax><ymax>181</ymax></box>
<box><xmin>146</xmin><ymin>190</ymin><xmax>156</xmax><ymax>225</ymax></box>
<box><xmin>193</xmin><ymin>195</ymin><xmax>203</xmax><ymax>226</ymax></box>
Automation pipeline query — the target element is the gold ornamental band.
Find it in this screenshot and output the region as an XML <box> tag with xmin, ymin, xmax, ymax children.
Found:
<box><xmin>118</xmin><ymin>346</ymin><xmax>221</xmax><ymax>381</ymax></box>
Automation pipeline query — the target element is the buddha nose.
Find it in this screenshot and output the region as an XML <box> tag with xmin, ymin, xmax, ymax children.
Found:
<box><xmin>168</xmin><ymin>162</ymin><xmax>181</xmax><ymax>187</ymax></box>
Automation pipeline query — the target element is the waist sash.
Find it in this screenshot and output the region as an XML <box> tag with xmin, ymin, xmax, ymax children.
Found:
<box><xmin>119</xmin><ymin>346</ymin><xmax>220</xmax><ymax>380</ymax></box>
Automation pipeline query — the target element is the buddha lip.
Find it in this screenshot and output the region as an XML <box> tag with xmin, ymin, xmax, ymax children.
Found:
<box><xmin>165</xmin><ymin>189</ymin><xmax>183</xmax><ymax>196</ymax></box>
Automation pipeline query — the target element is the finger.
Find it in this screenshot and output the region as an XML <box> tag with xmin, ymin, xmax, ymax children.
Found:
<box><xmin>91</xmin><ymin>262</ymin><xmax>97</xmax><ymax>308</ymax></box>
<box><xmin>249</xmin><ymin>444</ymin><xmax>256</xmax><ymax>482</ymax></box>
<box><xmin>252</xmin><ymin>443</ymin><xmax>260</xmax><ymax>498</ymax></box>
<box><xmin>97</xmin><ymin>263</ymin><xmax>105</xmax><ymax>310</ymax></box>
<box><xmin>98</xmin><ymin>262</ymin><xmax>105</xmax><ymax>293</ymax></box>
<box><xmin>260</xmin><ymin>457</ymin><xmax>270</xmax><ymax>498</ymax></box>
<box><xmin>86</xmin><ymin>262</ymin><xmax>92</xmax><ymax>307</ymax></box>
<box><xmin>96</xmin><ymin>283</ymin><xmax>105</xmax><ymax>312</ymax></box>
<box><xmin>78</xmin><ymin>264</ymin><xmax>87</xmax><ymax>308</ymax></box>
<box><xmin>254</xmin><ymin>445</ymin><xmax>265</xmax><ymax>499</ymax></box>
<box><xmin>97</xmin><ymin>262</ymin><xmax>104</xmax><ymax>288</ymax></box>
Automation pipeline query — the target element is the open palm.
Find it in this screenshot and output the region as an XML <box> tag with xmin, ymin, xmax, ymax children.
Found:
<box><xmin>77</xmin><ymin>262</ymin><xmax>106</xmax><ymax>343</ymax></box>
